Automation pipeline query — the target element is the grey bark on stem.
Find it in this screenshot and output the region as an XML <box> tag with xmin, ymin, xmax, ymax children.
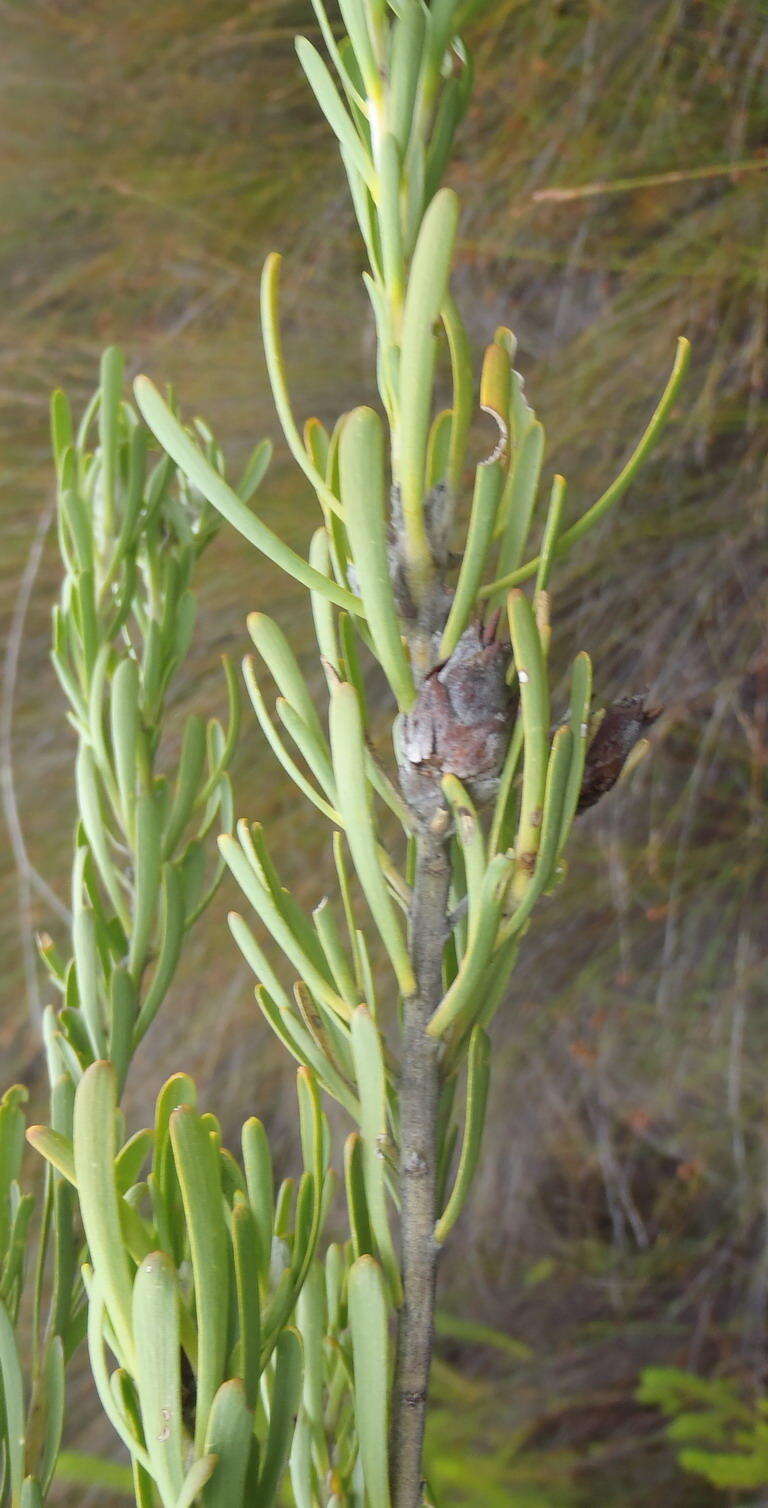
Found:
<box><xmin>391</xmin><ymin>815</ymin><xmax>451</xmax><ymax>1508</ymax></box>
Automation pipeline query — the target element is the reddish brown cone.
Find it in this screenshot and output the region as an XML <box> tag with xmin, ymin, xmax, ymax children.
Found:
<box><xmin>577</xmin><ymin>694</ymin><xmax>661</xmax><ymax>813</ymax></box>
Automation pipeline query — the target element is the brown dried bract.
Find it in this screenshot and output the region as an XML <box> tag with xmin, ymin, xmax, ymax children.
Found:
<box><xmin>397</xmin><ymin>617</ymin><xmax>516</xmax><ymax>819</ymax></box>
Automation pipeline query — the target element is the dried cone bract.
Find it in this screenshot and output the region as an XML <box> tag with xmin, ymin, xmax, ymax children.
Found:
<box><xmin>397</xmin><ymin>619</ymin><xmax>515</xmax><ymax>820</ymax></box>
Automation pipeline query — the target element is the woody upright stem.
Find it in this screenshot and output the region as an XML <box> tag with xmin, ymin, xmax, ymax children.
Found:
<box><xmin>391</xmin><ymin>818</ymin><xmax>451</xmax><ymax>1508</ymax></box>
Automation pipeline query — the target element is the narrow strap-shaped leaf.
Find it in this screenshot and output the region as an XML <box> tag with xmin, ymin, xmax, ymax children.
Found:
<box><xmin>128</xmin><ymin>791</ymin><xmax>162</xmax><ymax>980</ymax></box>
<box><xmin>134</xmin><ymin>376</ymin><xmax>359</xmax><ymax>611</ymax></box>
<box><xmin>339</xmin><ymin>408</ymin><xmax>415</xmax><ymax>708</ymax></box>
<box><xmin>441</xmin><ymin>295</ymin><xmax>473</xmax><ymax>496</ymax></box>
<box><xmin>132</xmin><ymin>1252</ymin><xmax>184</xmax><ymax>1506</ymax></box>
<box><xmin>50</xmin><ymin>388</ymin><xmax>74</xmax><ymax>477</ymax></box>
<box><xmin>259</xmin><ymin>257</ymin><xmax>348</xmax><ymax>523</ymax></box>
<box><xmin>344</xmin><ymin>1132</ymin><xmax>375</xmax><ymax>1260</ymax></box>
<box><xmin>441</xmin><ymin>774</ymin><xmax>486</xmax><ymax>926</ymax></box>
<box><xmin>220</xmin><ymin>840</ymin><xmax>352</xmax><ymax>1022</ymax></box>
<box><xmin>109</xmin><ymin>966</ymin><xmax>138</xmax><ymax>1095</ymax></box>
<box><xmin>256</xmin><ymin>985</ymin><xmax>360</xmax><ymax>1119</ymax></box>
<box><xmin>348</xmin><ymin>1256</ymin><xmax>391</xmax><ymax>1508</ymax></box>
<box><xmin>378</xmin><ymin>132</ymin><xmax>405</xmax><ymax>309</ymax></box>
<box><xmin>296</xmin><ymin>38</ymin><xmax>374</xmax><ymax>189</ymax></box>
<box><xmin>308</xmin><ymin>529</ymin><xmax>340</xmax><ymax>673</ymax></box>
<box><xmin>492</xmin><ymin>419</ymin><xmax>544</xmax><ymax>592</ymax></box>
<box><xmin>241</xmin><ymin>1117</ymin><xmax>273</xmax><ymax>1285</ymax></box>
<box><xmin>439</xmin><ymin>458</ymin><xmax>504</xmax><ymax>658</ymax></box>
<box><xmin>110</xmin><ymin>658</ymin><xmax>140</xmax><ymax>842</ymax></box>
<box><xmin>558</xmin><ymin>651</ymin><xmax>592</xmax><ymax>850</ymax></box>
<box><xmin>247</xmin><ymin>614</ymin><xmax>326</xmax><ymax>750</ymax></box>
<box><xmin>74</xmin><ymin>1063</ymin><xmax>135</xmax><ymax>1365</ymax></box>
<box><xmin>350</xmin><ymin>1008</ymin><xmax>401</xmax><ymax>1299</ymax></box>
<box><xmin>84</xmin><ymin>1273</ymin><xmax>151</xmax><ymax>1472</ymax></box>
<box><xmin>296</xmin><ymin>1261</ymin><xmax>326</xmax><ymax>1433</ymax></box>
<box><xmin>389</xmin><ymin>0</ymin><xmax>426</xmax><ymax>151</ymax></box>
<box><xmin>163</xmin><ymin>715</ymin><xmax>206</xmax><ymax>858</ymax></box>
<box><xmin>115</xmin><ymin>1128</ymin><xmax>153</xmax><ymax>1194</ymax></box>
<box><xmin>71</xmin><ymin>862</ymin><xmax>106</xmax><ymax>1060</ymax></box>
<box><xmin>237</xmin><ymin>437</ymin><xmax>273</xmax><ymax>503</ymax></box>
<box><xmin>336</xmin><ymin>0</ymin><xmax>379</xmax><ymax>90</ymax></box>
<box><xmin>398</xmin><ymin>188</ymin><xmax>460</xmax><ymax>604</ymax></box>
<box><xmin>434</xmin><ymin>1028</ymin><xmax>491</xmax><ymax>1243</ymax></box>
<box><xmin>534</xmin><ymin>474</ymin><xmax>567</xmax><ymax>596</ymax></box>
<box><xmin>0</xmin><ymin>1298</ymin><xmax>25</xmax><ymax>1502</ymax></box>
<box><xmin>313</xmin><ymin>898</ymin><xmax>358</xmax><ymax>1005</ymax></box>
<box><xmin>426</xmin><ymin>408</ymin><xmax>453</xmax><ymax>490</ymax></box>
<box><xmin>75</xmin><ymin>747</ymin><xmax>129</xmax><ymax>927</ymax></box>
<box><xmin>26</xmin><ymin>1125</ymin><xmax>76</xmax><ymax>1186</ymax></box>
<box><xmin>488</xmin><ymin>713</ymin><xmax>524</xmax><ymax>857</ymax></box>
<box><xmin>508</xmin><ymin>589</ymin><xmax>549</xmax><ymax>897</ymax></box>
<box><xmin>175</xmin><ymin>1455</ymin><xmax>219</xmax><ymax>1508</ymax></box>
<box><xmin>242</xmin><ymin>659</ymin><xmax>339</xmax><ymax>825</ymax></box>
<box><xmin>275</xmin><ymin>700</ymin><xmax>337</xmax><ymax>801</ymax></box>
<box><xmin>329</xmin><ymin>683</ymin><xmax>415</xmax><ymax>996</ymax></box>
<box><xmin>134</xmin><ymin>864</ymin><xmax>185</xmax><ymax>1041</ymax></box>
<box><xmin>289</xmin><ymin>1412</ymin><xmax>315</xmax><ymax>1508</ymax></box>
<box><xmin>169</xmin><ymin>1108</ymin><xmax>229</xmax><ymax>1451</ymax></box>
<box><xmin>255</xmin><ymin>1328</ymin><xmax>303</xmax><ymax>1508</ymax></box>
<box><xmin>98</xmin><ymin>346</ymin><xmax>124</xmax><ymax>536</ymax></box>
<box><xmin>231</xmin><ymin>1202</ymin><xmax>262</xmax><ymax>1407</ymax></box>
<box><xmin>496</xmin><ymin>725</ymin><xmax>573</xmax><ymax>949</ymax></box>
<box><xmin>483</xmin><ymin>337</ymin><xmax>691</xmax><ymax>597</ymax></box>
<box><xmin>201</xmin><ymin>1379</ymin><xmax>253</xmax><ymax>1508</ymax></box>
<box><xmin>309</xmin><ymin>0</ymin><xmax>366</xmax><ymax>112</ymax></box>
<box><xmin>427</xmin><ymin>853</ymin><xmax>514</xmax><ymax>1038</ymax></box>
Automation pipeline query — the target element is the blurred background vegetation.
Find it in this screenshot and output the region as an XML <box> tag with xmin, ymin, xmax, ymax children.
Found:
<box><xmin>1</xmin><ymin>0</ymin><xmax>767</xmax><ymax>1502</ymax></box>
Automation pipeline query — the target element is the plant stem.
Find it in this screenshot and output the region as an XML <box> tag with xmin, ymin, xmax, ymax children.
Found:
<box><xmin>392</xmin><ymin>817</ymin><xmax>451</xmax><ymax>1507</ymax></box>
